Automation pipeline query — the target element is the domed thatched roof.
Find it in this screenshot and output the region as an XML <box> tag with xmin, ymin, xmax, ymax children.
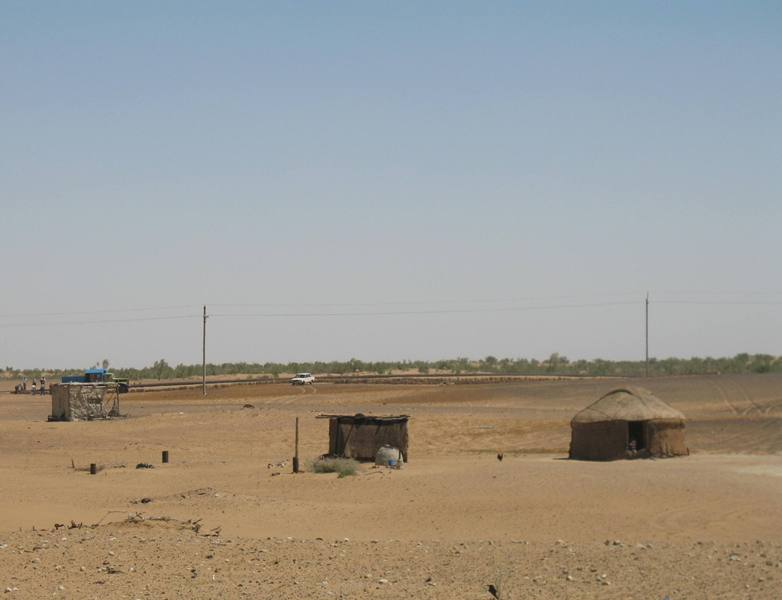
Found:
<box><xmin>571</xmin><ymin>387</ymin><xmax>685</xmax><ymax>424</ymax></box>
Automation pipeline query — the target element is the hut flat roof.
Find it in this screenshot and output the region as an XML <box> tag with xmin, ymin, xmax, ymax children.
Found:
<box><xmin>316</xmin><ymin>413</ymin><xmax>409</xmax><ymax>422</ymax></box>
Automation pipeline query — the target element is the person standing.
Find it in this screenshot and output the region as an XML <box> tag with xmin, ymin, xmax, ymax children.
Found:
<box><xmin>40</xmin><ymin>377</ymin><xmax>46</xmax><ymax>395</ymax></box>
<box><xmin>31</xmin><ymin>381</ymin><xmax>37</xmax><ymax>395</ymax></box>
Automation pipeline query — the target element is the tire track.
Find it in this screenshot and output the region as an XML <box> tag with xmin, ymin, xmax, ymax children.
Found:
<box><xmin>651</xmin><ymin>502</ymin><xmax>752</xmax><ymax>539</ymax></box>
<box><xmin>761</xmin><ymin>397</ymin><xmax>782</xmax><ymax>416</ymax></box>
<box><xmin>709</xmin><ymin>381</ymin><xmax>739</xmax><ymax>415</ymax></box>
<box><xmin>730</xmin><ymin>379</ymin><xmax>764</xmax><ymax>416</ymax></box>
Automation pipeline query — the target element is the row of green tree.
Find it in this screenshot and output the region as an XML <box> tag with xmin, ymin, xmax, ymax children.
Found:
<box><xmin>3</xmin><ymin>353</ymin><xmax>780</xmax><ymax>381</ymax></box>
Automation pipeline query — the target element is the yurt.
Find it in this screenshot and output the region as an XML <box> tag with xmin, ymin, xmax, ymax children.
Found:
<box><xmin>569</xmin><ymin>387</ymin><xmax>687</xmax><ymax>461</ymax></box>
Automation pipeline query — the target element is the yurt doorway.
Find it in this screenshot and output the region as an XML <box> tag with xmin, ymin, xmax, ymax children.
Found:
<box><xmin>628</xmin><ymin>421</ymin><xmax>647</xmax><ymax>451</ymax></box>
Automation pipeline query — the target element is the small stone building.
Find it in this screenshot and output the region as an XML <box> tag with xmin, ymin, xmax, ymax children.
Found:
<box><xmin>569</xmin><ymin>387</ymin><xmax>687</xmax><ymax>461</ymax></box>
<box><xmin>319</xmin><ymin>414</ymin><xmax>409</xmax><ymax>462</ymax></box>
<box><xmin>49</xmin><ymin>383</ymin><xmax>120</xmax><ymax>421</ymax></box>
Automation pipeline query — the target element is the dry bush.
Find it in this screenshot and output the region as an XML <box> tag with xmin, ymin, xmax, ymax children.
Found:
<box><xmin>308</xmin><ymin>457</ymin><xmax>359</xmax><ymax>478</ymax></box>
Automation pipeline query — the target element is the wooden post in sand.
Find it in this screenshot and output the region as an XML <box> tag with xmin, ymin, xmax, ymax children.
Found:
<box><xmin>293</xmin><ymin>417</ymin><xmax>300</xmax><ymax>473</ymax></box>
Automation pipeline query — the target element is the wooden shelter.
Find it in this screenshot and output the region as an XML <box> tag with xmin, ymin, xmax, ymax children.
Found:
<box><xmin>319</xmin><ymin>414</ymin><xmax>409</xmax><ymax>462</ymax></box>
<box><xmin>569</xmin><ymin>387</ymin><xmax>687</xmax><ymax>461</ymax></box>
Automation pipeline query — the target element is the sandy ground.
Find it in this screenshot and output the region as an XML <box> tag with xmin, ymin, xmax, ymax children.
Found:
<box><xmin>1</xmin><ymin>375</ymin><xmax>781</xmax><ymax>598</ymax></box>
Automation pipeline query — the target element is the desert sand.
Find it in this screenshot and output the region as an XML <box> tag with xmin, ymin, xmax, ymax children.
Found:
<box><xmin>1</xmin><ymin>375</ymin><xmax>781</xmax><ymax>598</ymax></box>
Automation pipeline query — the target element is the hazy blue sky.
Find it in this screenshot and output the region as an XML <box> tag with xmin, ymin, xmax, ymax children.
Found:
<box><xmin>1</xmin><ymin>2</ymin><xmax>780</xmax><ymax>369</ymax></box>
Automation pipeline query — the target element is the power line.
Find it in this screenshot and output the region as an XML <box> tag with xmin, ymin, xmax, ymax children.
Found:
<box><xmin>656</xmin><ymin>289</ymin><xmax>782</xmax><ymax>296</ymax></box>
<box><xmin>0</xmin><ymin>305</ymin><xmax>197</xmax><ymax>320</ymax></box>
<box><xmin>0</xmin><ymin>314</ymin><xmax>200</xmax><ymax>329</ymax></box>
<box><xmin>1</xmin><ymin>295</ymin><xmax>778</xmax><ymax>323</ymax></box>
<box><xmin>1</xmin><ymin>298</ymin><xmax>778</xmax><ymax>328</ymax></box>
<box><xmin>207</xmin><ymin>292</ymin><xmax>645</xmax><ymax>309</ymax></box>
<box><xmin>209</xmin><ymin>301</ymin><xmax>640</xmax><ymax>318</ymax></box>
<box><xmin>655</xmin><ymin>301</ymin><xmax>782</xmax><ymax>306</ymax></box>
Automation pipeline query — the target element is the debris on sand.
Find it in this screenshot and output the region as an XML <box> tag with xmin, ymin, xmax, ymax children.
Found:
<box><xmin>135</xmin><ymin>463</ymin><xmax>155</xmax><ymax>470</ymax></box>
<box><xmin>122</xmin><ymin>513</ymin><xmax>217</xmax><ymax>537</ymax></box>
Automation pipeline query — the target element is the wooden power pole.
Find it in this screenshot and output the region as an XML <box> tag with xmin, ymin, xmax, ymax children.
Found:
<box><xmin>645</xmin><ymin>293</ymin><xmax>649</xmax><ymax>378</ymax></box>
<box><xmin>202</xmin><ymin>305</ymin><xmax>208</xmax><ymax>396</ymax></box>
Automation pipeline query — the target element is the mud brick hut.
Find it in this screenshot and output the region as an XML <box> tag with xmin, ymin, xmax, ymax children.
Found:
<box><xmin>49</xmin><ymin>383</ymin><xmax>120</xmax><ymax>421</ymax></box>
<box><xmin>569</xmin><ymin>387</ymin><xmax>687</xmax><ymax>461</ymax></box>
<box><xmin>319</xmin><ymin>414</ymin><xmax>409</xmax><ymax>462</ymax></box>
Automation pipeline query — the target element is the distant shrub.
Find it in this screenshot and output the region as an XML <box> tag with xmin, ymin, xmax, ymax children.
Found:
<box><xmin>309</xmin><ymin>457</ymin><xmax>359</xmax><ymax>478</ymax></box>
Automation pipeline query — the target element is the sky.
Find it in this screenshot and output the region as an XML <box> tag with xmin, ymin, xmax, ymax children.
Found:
<box><xmin>1</xmin><ymin>2</ymin><xmax>781</xmax><ymax>369</ymax></box>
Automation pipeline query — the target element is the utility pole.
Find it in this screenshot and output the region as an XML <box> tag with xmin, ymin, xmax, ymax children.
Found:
<box><xmin>645</xmin><ymin>293</ymin><xmax>649</xmax><ymax>378</ymax></box>
<box><xmin>202</xmin><ymin>305</ymin><xmax>208</xmax><ymax>396</ymax></box>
